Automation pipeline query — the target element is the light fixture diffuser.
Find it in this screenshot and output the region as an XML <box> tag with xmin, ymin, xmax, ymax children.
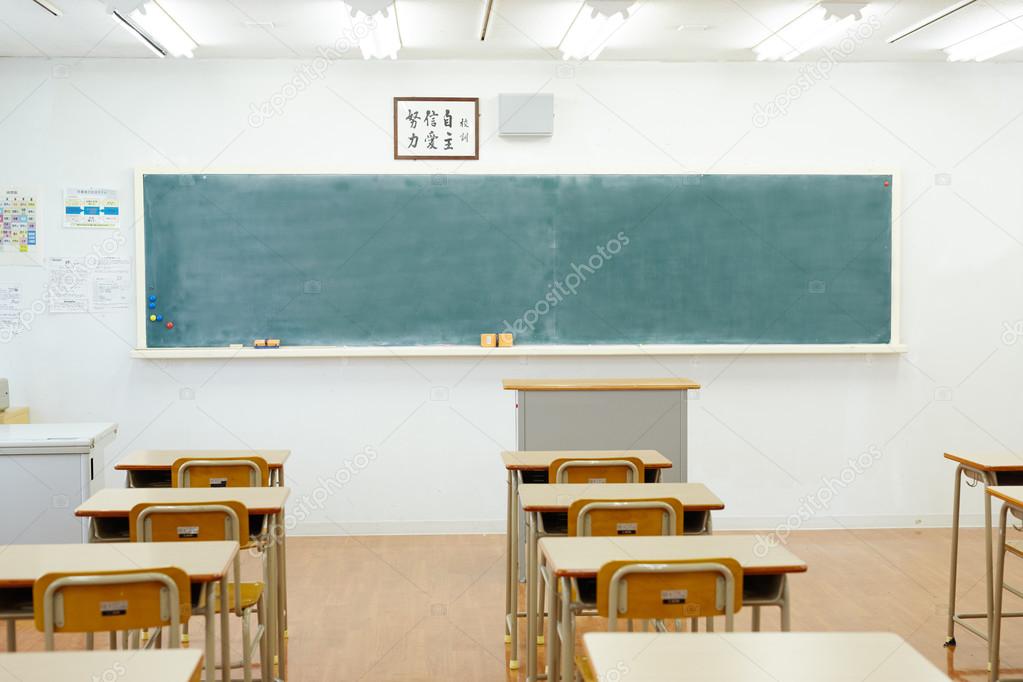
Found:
<box><xmin>887</xmin><ymin>0</ymin><xmax>977</xmax><ymax>44</ymax></box>
<box><xmin>111</xmin><ymin>1</ymin><xmax>197</xmax><ymax>58</ymax></box>
<box><xmin>558</xmin><ymin>1</ymin><xmax>636</xmax><ymax>61</ymax></box>
<box><xmin>752</xmin><ymin>2</ymin><xmax>869</xmax><ymax>61</ymax></box>
<box><xmin>30</xmin><ymin>0</ymin><xmax>62</xmax><ymax>17</ymax></box>
<box><xmin>342</xmin><ymin>2</ymin><xmax>402</xmax><ymax>60</ymax></box>
<box><xmin>944</xmin><ymin>15</ymin><xmax>1023</xmax><ymax>61</ymax></box>
<box><xmin>112</xmin><ymin>10</ymin><xmax>166</xmax><ymax>57</ymax></box>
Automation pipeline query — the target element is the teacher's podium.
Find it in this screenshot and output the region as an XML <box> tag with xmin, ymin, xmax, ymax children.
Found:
<box><xmin>503</xmin><ymin>378</ymin><xmax>699</xmax><ymax>482</ymax></box>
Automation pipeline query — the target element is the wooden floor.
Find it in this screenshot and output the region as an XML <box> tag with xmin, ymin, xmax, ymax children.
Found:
<box><xmin>7</xmin><ymin>528</ymin><xmax>1023</xmax><ymax>680</ymax></box>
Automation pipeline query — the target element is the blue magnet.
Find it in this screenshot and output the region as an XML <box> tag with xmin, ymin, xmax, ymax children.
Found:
<box><xmin>148</xmin><ymin>295</ymin><xmax>157</xmax><ymax>302</ymax></box>
<box><xmin>148</xmin><ymin>302</ymin><xmax>156</xmax><ymax>309</ymax></box>
<box><xmin>156</xmin><ymin>314</ymin><xmax>163</xmax><ymax>322</ymax></box>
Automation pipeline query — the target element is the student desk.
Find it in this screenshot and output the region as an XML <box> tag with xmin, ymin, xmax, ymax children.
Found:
<box><xmin>503</xmin><ymin>378</ymin><xmax>699</xmax><ymax>483</ymax></box>
<box><xmin>0</xmin><ymin>423</ymin><xmax>118</xmax><ymax>544</ymax></box>
<box><xmin>0</xmin><ymin>649</ymin><xmax>204</xmax><ymax>682</ymax></box>
<box><xmin>986</xmin><ymin>485</ymin><xmax>1023</xmax><ymax>680</ymax></box>
<box><xmin>581</xmin><ymin>632</ymin><xmax>949</xmax><ymax>681</ymax></box>
<box><xmin>115</xmin><ymin>449</ymin><xmax>291</xmax><ymax>488</ymax></box>
<box><xmin>0</xmin><ymin>542</ymin><xmax>235</xmax><ymax>682</ymax></box>
<box><xmin>540</xmin><ymin>535</ymin><xmax>806</xmax><ymax>682</ymax></box>
<box><xmin>75</xmin><ymin>488</ymin><xmax>290</xmax><ymax>681</ymax></box>
<box><xmin>520</xmin><ymin>484</ymin><xmax>725</xmax><ymax>681</ymax></box>
<box><xmin>502</xmin><ymin>448</ymin><xmax>672</xmax><ymax>662</ymax></box>
<box><xmin>943</xmin><ymin>452</ymin><xmax>1023</xmax><ymax>649</ymax></box>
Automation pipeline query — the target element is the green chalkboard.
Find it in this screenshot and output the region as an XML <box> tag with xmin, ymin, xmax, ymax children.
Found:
<box><xmin>142</xmin><ymin>173</ymin><xmax>892</xmax><ymax>348</ymax></box>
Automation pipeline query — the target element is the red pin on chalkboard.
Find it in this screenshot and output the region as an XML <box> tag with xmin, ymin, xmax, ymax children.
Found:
<box><xmin>884</xmin><ymin>181</ymin><xmax>890</xmax><ymax>187</ymax></box>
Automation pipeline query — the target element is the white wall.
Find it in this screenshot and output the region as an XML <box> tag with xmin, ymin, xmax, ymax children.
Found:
<box><xmin>1</xmin><ymin>57</ymin><xmax>1021</xmax><ymax>534</ymax></box>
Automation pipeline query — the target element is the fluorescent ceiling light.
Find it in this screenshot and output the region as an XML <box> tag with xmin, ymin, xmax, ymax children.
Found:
<box><xmin>559</xmin><ymin>1</ymin><xmax>637</xmax><ymax>61</ymax></box>
<box><xmin>753</xmin><ymin>2</ymin><xmax>869</xmax><ymax>61</ymax></box>
<box><xmin>887</xmin><ymin>0</ymin><xmax>977</xmax><ymax>44</ymax></box>
<box><xmin>112</xmin><ymin>1</ymin><xmax>197</xmax><ymax>58</ymax></box>
<box><xmin>30</xmin><ymin>0</ymin><xmax>62</xmax><ymax>17</ymax></box>
<box><xmin>342</xmin><ymin>2</ymin><xmax>402</xmax><ymax>60</ymax></box>
<box><xmin>480</xmin><ymin>0</ymin><xmax>495</xmax><ymax>41</ymax></box>
<box><xmin>944</xmin><ymin>14</ymin><xmax>1023</xmax><ymax>61</ymax></box>
<box><xmin>112</xmin><ymin>11</ymin><xmax>166</xmax><ymax>57</ymax></box>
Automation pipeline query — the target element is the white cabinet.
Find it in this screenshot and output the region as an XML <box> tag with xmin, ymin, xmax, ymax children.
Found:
<box><xmin>0</xmin><ymin>423</ymin><xmax>117</xmax><ymax>543</ymax></box>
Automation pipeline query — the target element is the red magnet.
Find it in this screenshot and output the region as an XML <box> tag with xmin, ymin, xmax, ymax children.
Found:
<box><xmin>165</xmin><ymin>322</ymin><xmax>174</xmax><ymax>329</ymax></box>
<box><xmin>883</xmin><ymin>181</ymin><xmax>890</xmax><ymax>187</ymax></box>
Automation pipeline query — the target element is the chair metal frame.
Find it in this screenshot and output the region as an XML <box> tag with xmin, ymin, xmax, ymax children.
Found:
<box><xmin>546</xmin><ymin>559</ymin><xmax>741</xmax><ymax>681</ymax></box>
<box><xmin>571</xmin><ymin>500</ymin><xmax>679</xmax><ymax>537</ymax></box>
<box><xmin>550</xmin><ymin>458</ymin><xmax>641</xmax><ymax>484</ymax></box>
<box><xmin>605</xmin><ymin>562</ymin><xmax>737</xmax><ymax>631</ymax></box>
<box><xmin>173</xmin><ymin>458</ymin><xmax>267</xmax><ymax>488</ymax></box>
<box><xmin>38</xmin><ymin>571</ymin><xmax>183</xmax><ymax>651</ymax></box>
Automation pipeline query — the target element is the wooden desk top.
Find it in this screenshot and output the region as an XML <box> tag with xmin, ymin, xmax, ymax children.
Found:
<box><xmin>519</xmin><ymin>483</ymin><xmax>724</xmax><ymax>512</ymax></box>
<box><xmin>581</xmin><ymin>632</ymin><xmax>946</xmax><ymax>681</ymax></box>
<box><xmin>76</xmin><ymin>487</ymin><xmax>290</xmax><ymax>517</ymax></box>
<box><xmin>945</xmin><ymin>452</ymin><xmax>1023</xmax><ymax>472</ymax></box>
<box><xmin>501</xmin><ymin>450</ymin><xmax>671</xmax><ymax>471</ymax></box>
<box><xmin>987</xmin><ymin>486</ymin><xmax>1023</xmax><ymax>507</ymax></box>
<box><xmin>0</xmin><ymin>541</ymin><xmax>237</xmax><ymax>587</ymax></box>
<box><xmin>0</xmin><ymin>650</ymin><xmax>204</xmax><ymax>681</ymax></box>
<box><xmin>502</xmin><ymin>378</ymin><xmax>700</xmax><ymax>391</ymax></box>
<box><xmin>539</xmin><ymin>535</ymin><xmax>807</xmax><ymax>578</ymax></box>
<box><xmin>0</xmin><ymin>650</ymin><xmax>205</xmax><ymax>682</ymax></box>
<box><xmin>116</xmin><ymin>449</ymin><xmax>291</xmax><ymax>470</ymax></box>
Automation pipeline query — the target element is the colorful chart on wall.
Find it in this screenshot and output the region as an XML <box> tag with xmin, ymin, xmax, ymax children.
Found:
<box><xmin>0</xmin><ymin>189</ymin><xmax>39</xmax><ymax>265</ymax></box>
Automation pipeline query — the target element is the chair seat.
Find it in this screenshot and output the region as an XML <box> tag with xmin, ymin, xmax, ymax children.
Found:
<box><xmin>204</xmin><ymin>582</ymin><xmax>263</xmax><ymax>612</ymax></box>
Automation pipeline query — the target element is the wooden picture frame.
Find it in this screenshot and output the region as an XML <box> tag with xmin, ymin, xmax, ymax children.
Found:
<box><xmin>393</xmin><ymin>97</ymin><xmax>480</xmax><ymax>161</ymax></box>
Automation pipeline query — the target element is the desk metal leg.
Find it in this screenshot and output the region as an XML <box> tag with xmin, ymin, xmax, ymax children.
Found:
<box><xmin>505</xmin><ymin>470</ymin><xmax>513</xmax><ymax>643</ymax></box>
<box><xmin>220</xmin><ymin>575</ymin><xmax>231</xmax><ymax>682</ymax></box>
<box><xmin>985</xmin><ymin>473</ymin><xmax>995</xmax><ymax>653</ymax></box>
<box><xmin>946</xmin><ymin>465</ymin><xmax>964</xmax><ymax>646</ymax></box>
<box><xmin>5</xmin><ymin>619</ymin><xmax>14</xmax><ymax>651</ymax></box>
<box><xmin>264</xmin><ymin>525</ymin><xmax>278</xmax><ymax>682</ymax></box>
<box><xmin>508</xmin><ymin>471</ymin><xmax>520</xmax><ymax>670</ymax></box>
<box><xmin>559</xmin><ymin>577</ymin><xmax>572</xmax><ymax>682</ymax></box>
<box><xmin>990</xmin><ymin>503</ymin><xmax>1009</xmax><ymax>682</ymax></box>
<box><xmin>680</xmin><ymin>390</ymin><xmax>688</xmax><ymax>482</ymax></box>
<box><xmin>546</xmin><ymin>565</ymin><xmax>560</xmax><ymax>682</ymax></box>
<box><xmin>537</xmin><ymin>555</ymin><xmax>546</xmax><ymax>648</ymax></box>
<box><xmin>526</xmin><ymin>510</ymin><xmax>538</xmax><ymax>681</ymax></box>
<box><xmin>205</xmin><ymin>584</ymin><xmax>216</xmax><ymax>682</ymax></box>
<box><xmin>780</xmin><ymin>577</ymin><xmax>791</xmax><ymax>632</ymax></box>
<box><xmin>279</xmin><ymin>516</ymin><xmax>289</xmax><ymax>639</ymax></box>
<box><xmin>275</xmin><ymin>513</ymin><xmax>286</xmax><ymax>680</ymax></box>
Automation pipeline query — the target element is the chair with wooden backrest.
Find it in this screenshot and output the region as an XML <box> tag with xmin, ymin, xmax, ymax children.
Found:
<box><xmin>130</xmin><ymin>501</ymin><xmax>266</xmax><ymax>682</ymax></box>
<box><xmin>172</xmin><ymin>456</ymin><xmax>270</xmax><ymax>488</ymax></box>
<box><xmin>548</xmin><ymin>457</ymin><xmax>644</xmax><ymax>484</ymax></box>
<box><xmin>567</xmin><ymin>498</ymin><xmax>685</xmax><ymax>538</ymax></box>
<box><xmin>562</xmin><ymin>498</ymin><xmax>685</xmax><ymax>639</ymax></box>
<box><xmin>33</xmin><ymin>567</ymin><xmax>190</xmax><ymax>650</ymax></box>
<box><xmin>571</xmin><ymin>558</ymin><xmax>743</xmax><ymax>680</ymax></box>
<box><xmin>597</xmin><ymin>558</ymin><xmax>743</xmax><ymax>630</ymax></box>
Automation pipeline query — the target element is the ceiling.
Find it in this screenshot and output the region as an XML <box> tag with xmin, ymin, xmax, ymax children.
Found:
<box><xmin>2</xmin><ymin>0</ymin><xmax>1023</xmax><ymax>61</ymax></box>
